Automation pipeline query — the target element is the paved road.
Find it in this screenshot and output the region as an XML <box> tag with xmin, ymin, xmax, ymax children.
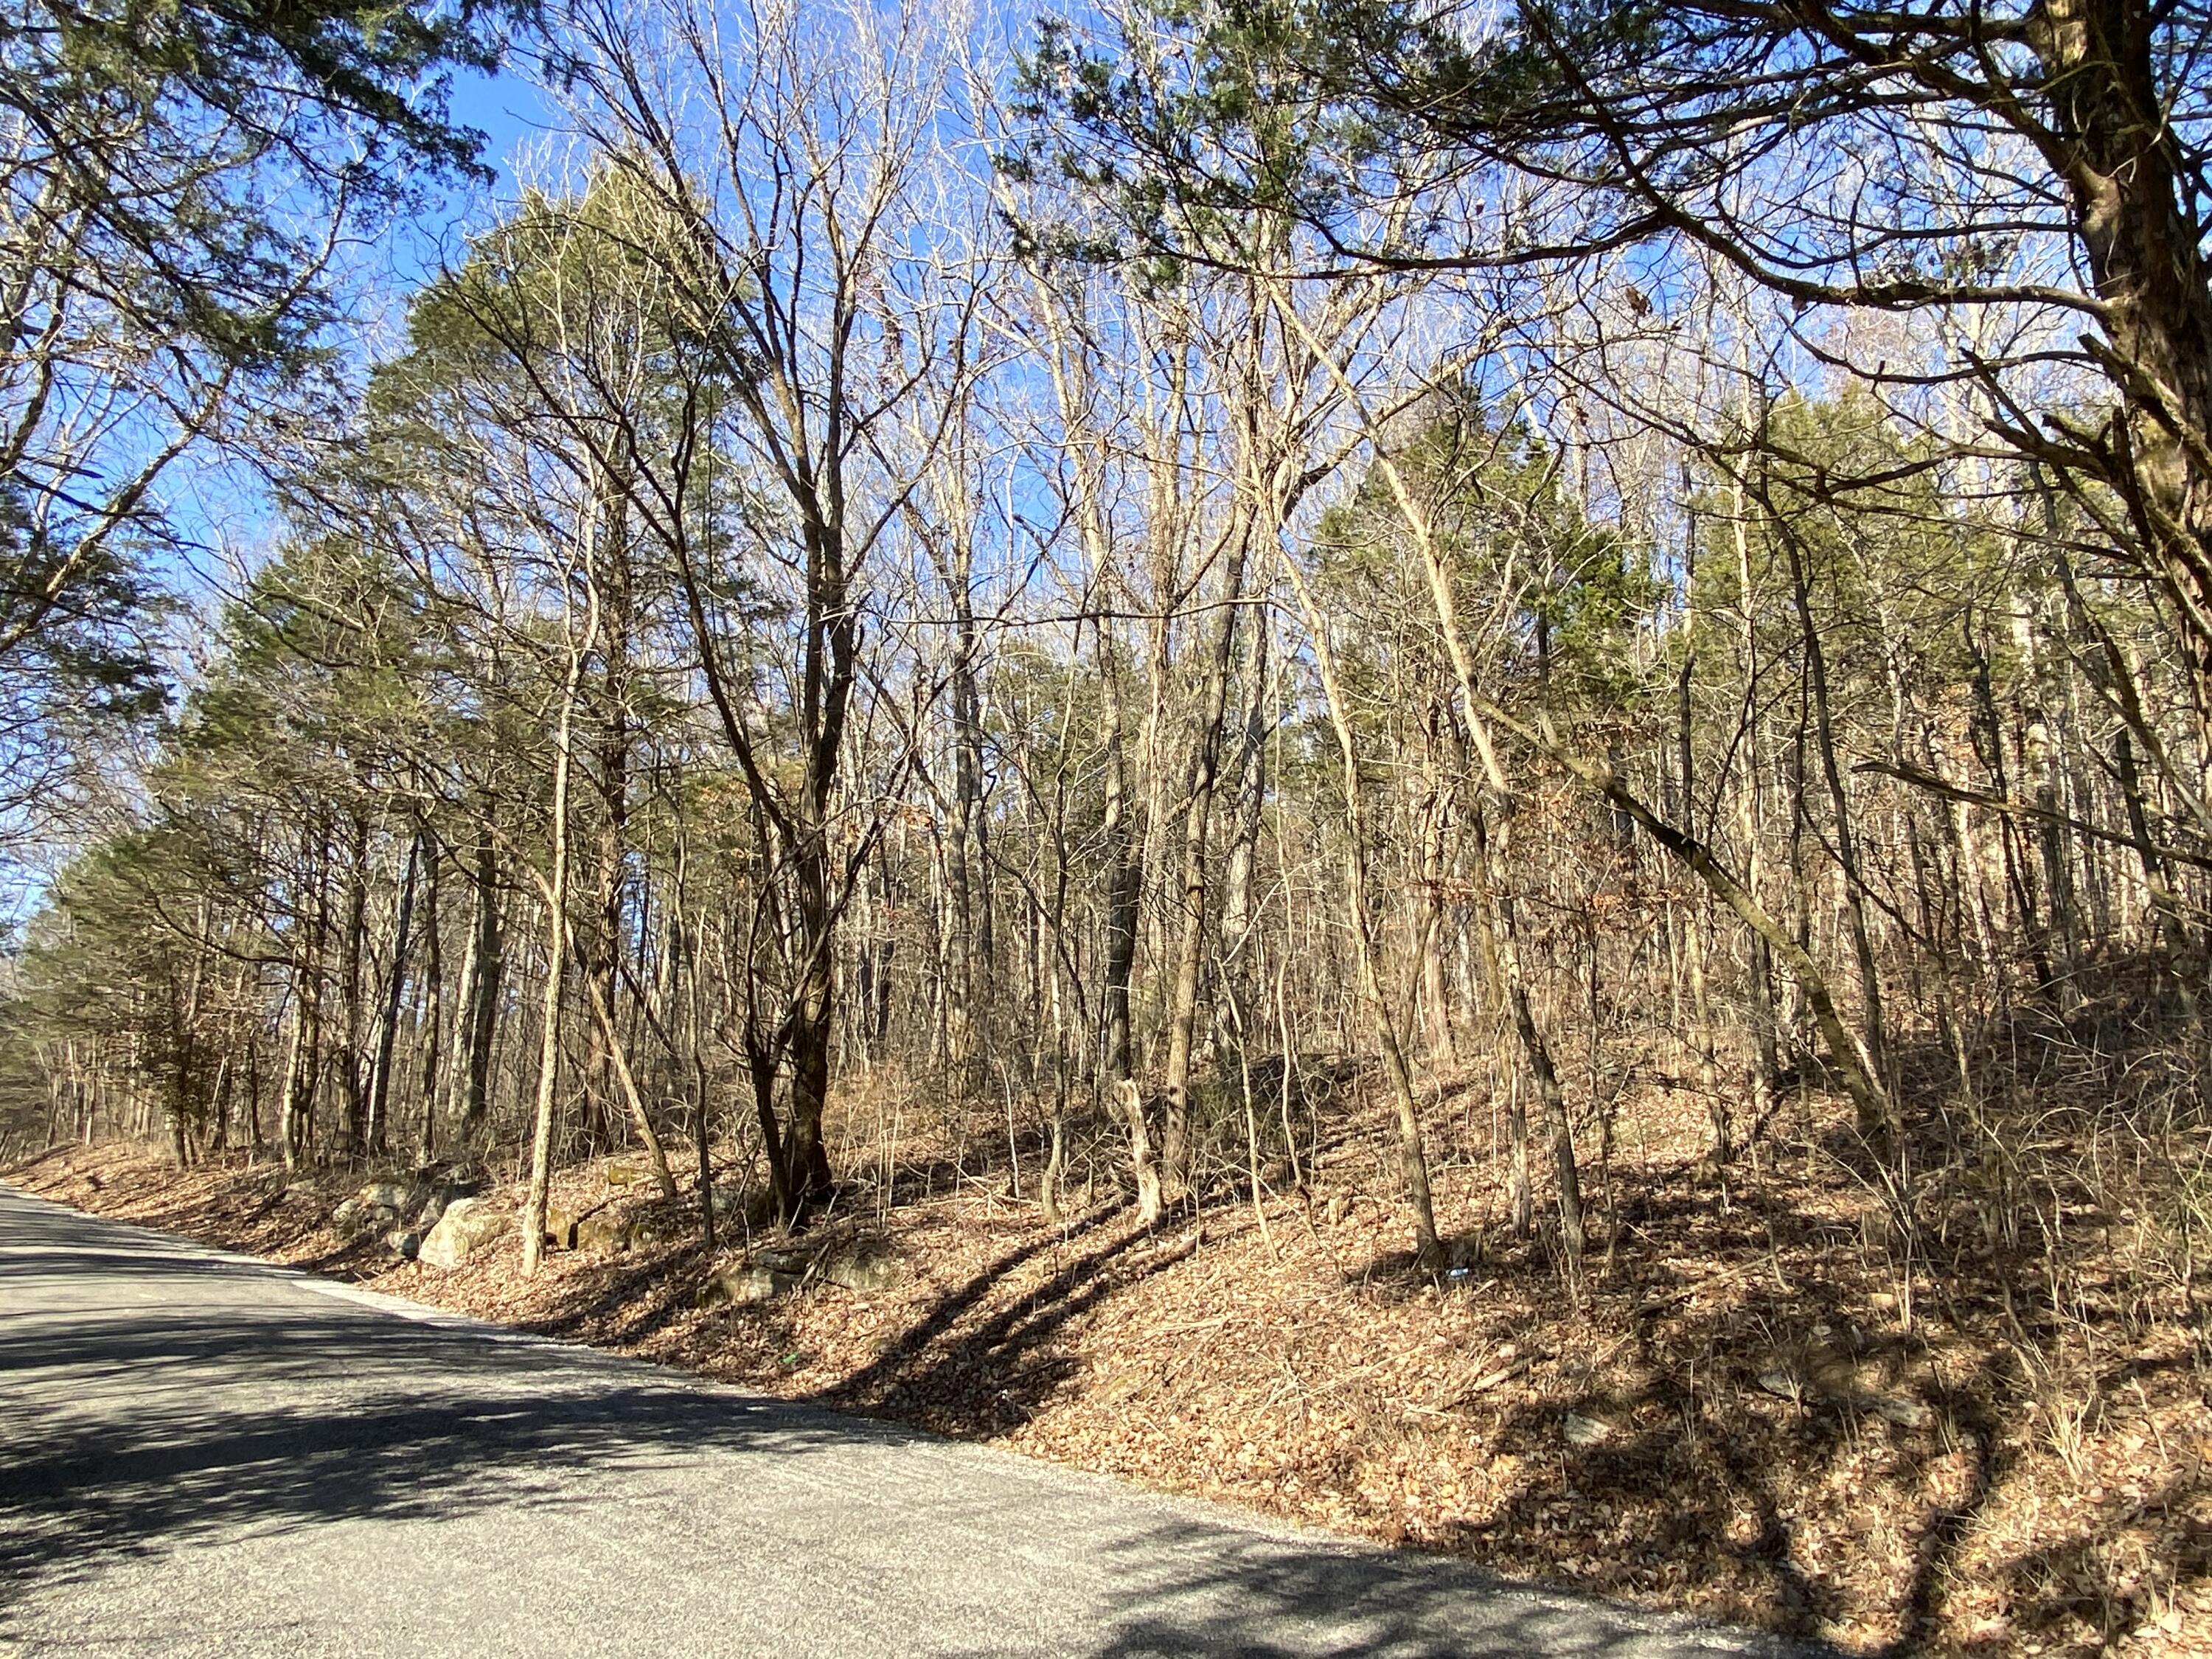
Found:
<box><xmin>0</xmin><ymin>1183</ymin><xmax>1809</xmax><ymax>1658</ymax></box>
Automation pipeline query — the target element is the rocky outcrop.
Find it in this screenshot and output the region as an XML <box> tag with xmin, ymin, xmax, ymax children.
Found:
<box><xmin>693</xmin><ymin>1232</ymin><xmax>908</xmax><ymax>1308</ymax></box>
<box><xmin>697</xmin><ymin>1262</ymin><xmax>799</xmax><ymax>1307</ymax></box>
<box><xmin>413</xmin><ymin>1181</ymin><xmax>473</xmax><ymax>1230</ymax></box>
<box><xmin>577</xmin><ymin>1211</ymin><xmax>633</xmax><ymax>1253</ymax></box>
<box><xmin>417</xmin><ymin>1196</ymin><xmax>507</xmax><ymax>1269</ymax></box>
<box><xmin>332</xmin><ymin>1169</ymin><xmax>479</xmax><ymax>1243</ymax></box>
<box><xmin>823</xmin><ymin>1238</ymin><xmax>905</xmax><ymax>1293</ymax></box>
<box><xmin>709</xmin><ymin>1186</ymin><xmax>778</xmax><ymax>1229</ymax></box>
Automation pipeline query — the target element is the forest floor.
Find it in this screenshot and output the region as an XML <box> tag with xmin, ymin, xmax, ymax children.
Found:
<box><xmin>10</xmin><ymin>1074</ymin><xmax>2209</xmax><ymax>1658</ymax></box>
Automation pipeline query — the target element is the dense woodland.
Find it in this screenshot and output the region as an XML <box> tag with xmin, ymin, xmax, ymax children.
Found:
<box><xmin>4</xmin><ymin>0</ymin><xmax>2210</xmax><ymax>1368</ymax></box>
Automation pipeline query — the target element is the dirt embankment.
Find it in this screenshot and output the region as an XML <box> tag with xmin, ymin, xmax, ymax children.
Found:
<box><xmin>10</xmin><ymin>1109</ymin><xmax>2209</xmax><ymax>1659</ymax></box>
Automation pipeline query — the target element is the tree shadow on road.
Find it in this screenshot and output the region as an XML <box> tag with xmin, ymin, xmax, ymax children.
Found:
<box><xmin>0</xmin><ymin>1190</ymin><xmax>1825</xmax><ymax>1658</ymax></box>
<box><xmin>1071</xmin><ymin>1517</ymin><xmax>1815</xmax><ymax>1658</ymax></box>
<box><xmin>0</xmin><ymin>1197</ymin><xmax>918</xmax><ymax>1609</ymax></box>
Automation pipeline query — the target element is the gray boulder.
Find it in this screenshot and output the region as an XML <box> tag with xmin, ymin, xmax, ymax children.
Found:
<box><xmin>417</xmin><ymin>1197</ymin><xmax>507</xmax><ymax>1269</ymax></box>
<box><xmin>824</xmin><ymin>1239</ymin><xmax>905</xmax><ymax>1293</ymax></box>
<box><xmin>574</xmin><ymin>1211</ymin><xmax>630</xmax><ymax>1253</ymax></box>
<box><xmin>408</xmin><ymin>1172</ymin><xmax>481</xmax><ymax>1231</ymax></box>
<box><xmin>385</xmin><ymin>1228</ymin><xmax>421</xmax><ymax>1260</ymax></box>
<box><xmin>698</xmin><ymin>1263</ymin><xmax>798</xmax><ymax>1307</ymax></box>
<box><xmin>331</xmin><ymin>1196</ymin><xmax>395</xmax><ymax>1238</ymax></box>
<box><xmin>709</xmin><ymin>1186</ymin><xmax>778</xmax><ymax>1228</ymax></box>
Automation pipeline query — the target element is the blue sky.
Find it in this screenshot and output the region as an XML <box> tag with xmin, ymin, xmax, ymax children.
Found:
<box><xmin>138</xmin><ymin>66</ymin><xmax>556</xmax><ymax>756</ymax></box>
<box><xmin>448</xmin><ymin>66</ymin><xmax>554</xmax><ymax>202</ymax></box>
<box><xmin>393</xmin><ymin>64</ymin><xmax>555</xmax><ymax>282</ymax></box>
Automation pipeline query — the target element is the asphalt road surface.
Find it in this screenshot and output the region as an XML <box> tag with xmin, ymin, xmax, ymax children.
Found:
<box><xmin>0</xmin><ymin>1181</ymin><xmax>1815</xmax><ymax>1658</ymax></box>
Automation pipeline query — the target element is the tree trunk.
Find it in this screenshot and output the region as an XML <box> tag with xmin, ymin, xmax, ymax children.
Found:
<box><xmin>1279</xmin><ymin>547</ymin><xmax>1441</xmax><ymax>1265</ymax></box>
<box><xmin>368</xmin><ymin>835</ymin><xmax>419</xmax><ymax>1161</ymax></box>
<box><xmin>1158</xmin><ymin>531</ymin><xmax>1248</xmax><ymax>1198</ymax></box>
<box><xmin>522</xmin><ymin>581</ymin><xmax>598</xmax><ymax>1276</ymax></box>
<box><xmin>456</xmin><ymin>827</ymin><xmax>503</xmax><ymax>1149</ymax></box>
<box><xmin>417</xmin><ymin>837</ymin><xmax>443</xmax><ymax>1161</ymax></box>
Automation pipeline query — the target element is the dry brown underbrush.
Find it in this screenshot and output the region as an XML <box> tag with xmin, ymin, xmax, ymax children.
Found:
<box><xmin>10</xmin><ymin>1063</ymin><xmax>2210</xmax><ymax>1658</ymax></box>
